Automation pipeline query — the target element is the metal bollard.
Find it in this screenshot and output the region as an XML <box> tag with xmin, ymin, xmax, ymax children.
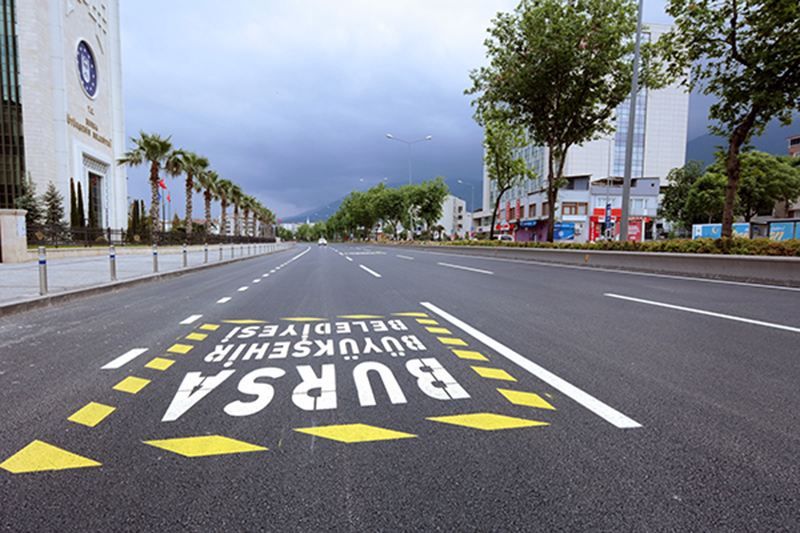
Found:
<box><xmin>219</xmin><ymin>245</ymin><xmax>223</xmax><ymax>261</ymax></box>
<box><xmin>183</xmin><ymin>244</ymin><xmax>187</xmax><ymax>268</ymax></box>
<box><xmin>231</xmin><ymin>244</ymin><xmax>234</xmax><ymax>258</ymax></box>
<box><xmin>109</xmin><ymin>245</ymin><xmax>117</xmax><ymax>281</ymax></box>
<box><xmin>248</xmin><ymin>245</ymin><xmax>251</xmax><ymax>256</ymax></box>
<box><xmin>153</xmin><ymin>244</ymin><xmax>158</xmax><ymax>273</ymax></box>
<box><xmin>241</xmin><ymin>245</ymin><xmax>244</xmax><ymax>256</ymax></box>
<box><xmin>204</xmin><ymin>243</ymin><xmax>208</xmax><ymax>264</ymax></box>
<box><xmin>38</xmin><ymin>246</ymin><xmax>48</xmax><ymax>295</ymax></box>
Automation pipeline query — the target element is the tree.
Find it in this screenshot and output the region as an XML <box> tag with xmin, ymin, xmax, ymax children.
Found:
<box><xmin>658</xmin><ymin>0</ymin><xmax>800</xmax><ymax>237</ymax></box>
<box><xmin>479</xmin><ymin>117</ymin><xmax>535</xmax><ymax>239</ymax></box>
<box><xmin>374</xmin><ymin>186</ymin><xmax>407</xmax><ymax>239</ymax></box>
<box><xmin>195</xmin><ymin>169</ymin><xmax>219</xmax><ymax>236</ymax></box>
<box><xmin>117</xmin><ymin>132</ymin><xmax>182</xmax><ymax>232</ymax></box>
<box><xmin>684</xmin><ymin>172</ymin><xmax>727</xmax><ymax>224</ymax></box>
<box><xmin>15</xmin><ymin>173</ymin><xmax>43</xmax><ymax>227</ymax></box>
<box><xmin>467</xmin><ymin>0</ymin><xmax>656</xmax><ymax>241</ymax></box>
<box><xmin>69</xmin><ymin>178</ymin><xmax>79</xmax><ymax>228</ymax></box>
<box><xmin>408</xmin><ymin>177</ymin><xmax>450</xmax><ymax>236</ymax></box>
<box><xmin>228</xmin><ymin>183</ymin><xmax>244</xmax><ymax>237</ymax></box>
<box><xmin>88</xmin><ymin>183</ymin><xmax>97</xmax><ymax>229</ymax></box>
<box><xmin>216</xmin><ymin>179</ymin><xmax>234</xmax><ymax>236</ymax></box>
<box><xmin>177</xmin><ymin>151</ymin><xmax>209</xmax><ymax>238</ymax></box>
<box><xmin>76</xmin><ymin>182</ymin><xmax>86</xmax><ymax>229</ymax></box>
<box><xmin>660</xmin><ymin>160</ymin><xmax>706</xmax><ymax>228</ymax></box>
<box><xmin>42</xmin><ymin>182</ymin><xmax>65</xmax><ymax>227</ymax></box>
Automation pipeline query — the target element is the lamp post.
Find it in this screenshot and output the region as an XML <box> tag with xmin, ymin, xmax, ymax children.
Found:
<box><xmin>457</xmin><ymin>179</ymin><xmax>475</xmax><ymax>213</ymax></box>
<box><xmin>386</xmin><ymin>134</ymin><xmax>432</xmax><ymax>185</ymax></box>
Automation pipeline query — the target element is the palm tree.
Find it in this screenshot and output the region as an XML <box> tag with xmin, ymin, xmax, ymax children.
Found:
<box><xmin>216</xmin><ymin>179</ymin><xmax>234</xmax><ymax>237</ymax></box>
<box><xmin>177</xmin><ymin>152</ymin><xmax>210</xmax><ymax>238</ymax></box>
<box><xmin>228</xmin><ymin>183</ymin><xmax>244</xmax><ymax>237</ymax></box>
<box><xmin>194</xmin><ymin>169</ymin><xmax>219</xmax><ymax>236</ymax></box>
<box><xmin>241</xmin><ymin>195</ymin><xmax>257</xmax><ymax>237</ymax></box>
<box><xmin>117</xmin><ymin>132</ymin><xmax>179</xmax><ymax>232</ymax></box>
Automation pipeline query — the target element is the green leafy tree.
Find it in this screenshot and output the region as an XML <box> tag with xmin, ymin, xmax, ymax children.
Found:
<box><xmin>479</xmin><ymin>117</ymin><xmax>535</xmax><ymax>239</ymax></box>
<box><xmin>177</xmin><ymin>151</ymin><xmax>209</xmax><ymax>238</ymax></box>
<box><xmin>42</xmin><ymin>182</ymin><xmax>65</xmax><ymax>227</ymax></box>
<box><xmin>660</xmin><ymin>160</ymin><xmax>706</xmax><ymax>228</ymax></box>
<box><xmin>15</xmin><ymin>173</ymin><xmax>43</xmax><ymax>227</ymax></box>
<box><xmin>374</xmin><ymin>186</ymin><xmax>407</xmax><ymax>238</ymax></box>
<box><xmin>685</xmin><ymin>172</ymin><xmax>727</xmax><ymax>224</ymax></box>
<box><xmin>467</xmin><ymin>0</ymin><xmax>657</xmax><ymax>241</ymax></box>
<box><xmin>88</xmin><ymin>184</ymin><xmax>98</xmax><ymax>229</ymax></box>
<box><xmin>276</xmin><ymin>225</ymin><xmax>294</xmax><ymax>241</ymax></box>
<box><xmin>407</xmin><ymin>177</ymin><xmax>450</xmax><ymax>236</ymax></box>
<box><xmin>76</xmin><ymin>182</ymin><xmax>86</xmax><ymax>229</ymax></box>
<box><xmin>117</xmin><ymin>132</ymin><xmax>182</xmax><ymax>231</ymax></box>
<box><xmin>657</xmin><ymin>0</ymin><xmax>800</xmax><ymax>237</ymax></box>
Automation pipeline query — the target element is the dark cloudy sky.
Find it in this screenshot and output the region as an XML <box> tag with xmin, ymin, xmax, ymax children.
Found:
<box><xmin>119</xmin><ymin>1</ymin><xmax>680</xmax><ymax>220</ymax></box>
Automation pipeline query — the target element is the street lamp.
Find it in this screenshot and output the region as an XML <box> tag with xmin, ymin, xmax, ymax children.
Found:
<box><xmin>457</xmin><ymin>179</ymin><xmax>475</xmax><ymax>213</ymax></box>
<box><xmin>386</xmin><ymin>134</ymin><xmax>432</xmax><ymax>185</ymax></box>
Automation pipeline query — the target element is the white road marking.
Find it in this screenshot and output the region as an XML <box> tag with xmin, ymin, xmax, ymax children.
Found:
<box><xmin>346</xmin><ymin>257</ymin><xmax>353</xmax><ymax>262</ymax></box>
<box><xmin>605</xmin><ymin>293</ymin><xmax>800</xmax><ymax>334</ymax></box>
<box><xmin>437</xmin><ymin>262</ymin><xmax>494</xmax><ymax>275</ymax></box>
<box><xmin>262</xmin><ymin>274</ymin><xmax>269</xmax><ymax>277</ymax></box>
<box><xmin>102</xmin><ymin>348</ymin><xmax>149</xmax><ymax>370</ymax></box>
<box><xmin>359</xmin><ymin>265</ymin><xmax>382</xmax><ymax>278</ymax></box>
<box><xmin>238</xmin><ymin>286</ymin><xmax>249</xmax><ymax>292</ymax></box>
<box><xmin>180</xmin><ymin>315</ymin><xmax>202</xmax><ymax>325</ymax></box>
<box><xmin>253</xmin><ymin>279</ymin><xmax>261</xmax><ymax>283</ymax></box>
<box><xmin>397</xmin><ymin>255</ymin><xmax>414</xmax><ymax>260</ymax></box>
<box><xmin>421</xmin><ymin>301</ymin><xmax>642</xmax><ymax>429</ymax></box>
<box><xmin>217</xmin><ymin>297</ymin><xmax>232</xmax><ymax>304</ymax></box>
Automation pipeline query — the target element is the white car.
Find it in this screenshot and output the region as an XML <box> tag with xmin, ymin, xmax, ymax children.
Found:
<box><xmin>318</xmin><ymin>238</ymin><xmax>327</xmax><ymax>246</ymax></box>
<box><xmin>495</xmin><ymin>234</ymin><xmax>514</xmax><ymax>242</ymax></box>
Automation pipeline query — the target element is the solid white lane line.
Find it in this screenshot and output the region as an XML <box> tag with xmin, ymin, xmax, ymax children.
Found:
<box><xmin>605</xmin><ymin>293</ymin><xmax>800</xmax><ymax>334</ymax></box>
<box><xmin>238</xmin><ymin>286</ymin><xmax>249</xmax><ymax>292</ymax></box>
<box><xmin>217</xmin><ymin>297</ymin><xmax>232</xmax><ymax>304</ymax></box>
<box><xmin>359</xmin><ymin>265</ymin><xmax>382</xmax><ymax>278</ymax></box>
<box><xmin>437</xmin><ymin>262</ymin><xmax>494</xmax><ymax>275</ymax></box>
<box><xmin>421</xmin><ymin>301</ymin><xmax>642</xmax><ymax>429</ymax></box>
<box><xmin>397</xmin><ymin>255</ymin><xmax>414</xmax><ymax>260</ymax></box>
<box><xmin>102</xmin><ymin>348</ymin><xmax>149</xmax><ymax>370</ymax></box>
<box><xmin>180</xmin><ymin>315</ymin><xmax>202</xmax><ymax>325</ymax></box>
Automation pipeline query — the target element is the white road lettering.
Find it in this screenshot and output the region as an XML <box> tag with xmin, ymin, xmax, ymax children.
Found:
<box><xmin>223</xmin><ymin>368</ymin><xmax>286</xmax><ymax>417</ymax></box>
<box><xmin>406</xmin><ymin>357</ymin><xmax>470</xmax><ymax>400</ymax></box>
<box><xmin>161</xmin><ymin>370</ymin><xmax>236</xmax><ymax>422</ymax></box>
<box><xmin>353</xmin><ymin>362</ymin><xmax>407</xmax><ymax>407</ymax></box>
<box><xmin>293</xmin><ymin>364</ymin><xmax>337</xmax><ymax>411</ymax></box>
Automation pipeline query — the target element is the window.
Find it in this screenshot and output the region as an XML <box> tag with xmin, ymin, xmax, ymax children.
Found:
<box><xmin>562</xmin><ymin>202</ymin><xmax>588</xmax><ymax>216</ymax></box>
<box><xmin>529</xmin><ymin>204</ymin><xmax>537</xmax><ymax>217</ymax></box>
<box><xmin>543</xmin><ymin>202</ymin><xmax>549</xmax><ymax>217</ymax></box>
<box><xmin>509</xmin><ymin>207</ymin><xmax>516</xmax><ymax>220</ymax></box>
<box><xmin>791</xmin><ymin>138</ymin><xmax>800</xmax><ymax>146</ymax></box>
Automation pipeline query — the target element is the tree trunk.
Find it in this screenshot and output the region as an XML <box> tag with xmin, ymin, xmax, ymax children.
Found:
<box><xmin>721</xmin><ymin>107</ymin><xmax>759</xmax><ymax>238</ymax></box>
<box><xmin>185</xmin><ymin>174</ymin><xmax>193</xmax><ymax>238</ymax></box>
<box><xmin>221</xmin><ymin>199</ymin><xmax>227</xmax><ymax>237</ymax></box>
<box><xmin>546</xmin><ymin>145</ymin><xmax>556</xmax><ymax>243</ymax></box>
<box><xmin>150</xmin><ymin>162</ymin><xmax>160</xmax><ymax>236</ymax></box>
<box><xmin>204</xmin><ymin>192</ymin><xmax>212</xmax><ymax>237</ymax></box>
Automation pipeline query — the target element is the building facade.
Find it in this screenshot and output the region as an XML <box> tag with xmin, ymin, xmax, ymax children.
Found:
<box><xmin>3</xmin><ymin>0</ymin><xmax>126</xmax><ymax>228</ymax></box>
<box><xmin>478</xmin><ymin>23</ymin><xmax>689</xmax><ymax>243</ymax></box>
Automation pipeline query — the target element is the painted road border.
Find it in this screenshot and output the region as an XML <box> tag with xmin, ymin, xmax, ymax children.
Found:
<box><xmin>421</xmin><ymin>301</ymin><xmax>642</xmax><ymax>429</ymax></box>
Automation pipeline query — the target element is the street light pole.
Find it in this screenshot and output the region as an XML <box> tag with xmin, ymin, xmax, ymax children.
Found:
<box><xmin>620</xmin><ymin>0</ymin><xmax>644</xmax><ymax>242</ymax></box>
<box><xmin>386</xmin><ymin>134</ymin><xmax>432</xmax><ymax>185</ymax></box>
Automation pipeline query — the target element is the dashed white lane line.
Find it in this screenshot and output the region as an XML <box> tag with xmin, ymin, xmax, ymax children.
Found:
<box><xmin>180</xmin><ymin>314</ymin><xmax>202</xmax><ymax>325</ymax></box>
<box><xmin>605</xmin><ymin>293</ymin><xmax>800</xmax><ymax>334</ymax></box>
<box><xmin>437</xmin><ymin>262</ymin><xmax>493</xmax><ymax>275</ymax></box>
<box><xmin>217</xmin><ymin>297</ymin><xmax>232</xmax><ymax>304</ymax></box>
<box><xmin>238</xmin><ymin>286</ymin><xmax>249</xmax><ymax>292</ymax></box>
<box><xmin>397</xmin><ymin>255</ymin><xmax>414</xmax><ymax>260</ymax></box>
<box><xmin>421</xmin><ymin>301</ymin><xmax>642</xmax><ymax>429</ymax></box>
<box><xmin>253</xmin><ymin>279</ymin><xmax>261</xmax><ymax>283</ymax></box>
<box><xmin>346</xmin><ymin>257</ymin><xmax>353</xmax><ymax>262</ymax></box>
<box><xmin>359</xmin><ymin>265</ymin><xmax>382</xmax><ymax>278</ymax></box>
<box><xmin>102</xmin><ymin>348</ymin><xmax>149</xmax><ymax>370</ymax></box>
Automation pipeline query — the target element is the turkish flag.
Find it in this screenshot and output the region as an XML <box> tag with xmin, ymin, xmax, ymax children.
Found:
<box><xmin>167</xmin><ymin>194</ymin><xmax>171</xmax><ymax>202</ymax></box>
<box><xmin>159</xmin><ymin>179</ymin><xmax>167</xmax><ymax>189</ymax></box>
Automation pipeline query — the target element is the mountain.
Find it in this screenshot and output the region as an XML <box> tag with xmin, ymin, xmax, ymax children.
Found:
<box><xmin>686</xmin><ymin>115</ymin><xmax>800</xmax><ymax>168</ymax></box>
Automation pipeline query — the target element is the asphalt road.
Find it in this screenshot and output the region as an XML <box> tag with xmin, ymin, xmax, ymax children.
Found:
<box><xmin>1</xmin><ymin>243</ymin><xmax>798</xmax><ymax>531</ymax></box>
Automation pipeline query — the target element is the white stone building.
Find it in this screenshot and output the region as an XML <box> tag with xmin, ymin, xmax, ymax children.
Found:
<box><xmin>4</xmin><ymin>0</ymin><xmax>126</xmax><ymax>229</ymax></box>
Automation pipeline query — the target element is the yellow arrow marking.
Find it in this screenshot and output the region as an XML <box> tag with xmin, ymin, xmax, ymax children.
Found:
<box><xmin>143</xmin><ymin>436</ymin><xmax>267</xmax><ymax>457</ymax></box>
<box><xmin>427</xmin><ymin>413</ymin><xmax>548</xmax><ymax>431</ymax></box>
<box><xmin>0</xmin><ymin>440</ymin><xmax>101</xmax><ymax>473</ymax></box>
<box><xmin>68</xmin><ymin>402</ymin><xmax>116</xmax><ymax>427</ymax></box>
<box><xmin>295</xmin><ymin>424</ymin><xmax>416</xmax><ymax>443</ymax></box>
<box><xmin>497</xmin><ymin>389</ymin><xmax>555</xmax><ymax>410</ymax></box>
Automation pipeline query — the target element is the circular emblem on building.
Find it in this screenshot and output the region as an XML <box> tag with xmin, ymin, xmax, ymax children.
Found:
<box><xmin>77</xmin><ymin>41</ymin><xmax>98</xmax><ymax>98</ymax></box>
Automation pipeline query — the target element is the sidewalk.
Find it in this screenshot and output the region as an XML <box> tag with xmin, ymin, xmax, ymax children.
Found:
<box><xmin>0</xmin><ymin>243</ymin><xmax>294</xmax><ymax>316</ymax></box>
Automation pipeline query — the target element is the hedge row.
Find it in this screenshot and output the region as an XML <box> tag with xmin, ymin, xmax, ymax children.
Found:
<box><xmin>433</xmin><ymin>238</ymin><xmax>800</xmax><ymax>256</ymax></box>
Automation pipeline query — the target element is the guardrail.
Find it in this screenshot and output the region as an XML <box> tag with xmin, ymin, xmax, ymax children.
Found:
<box><xmin>391</xmin><ymin>243</ymin><xmax>800</xmax><ymax>287</ymax></box>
